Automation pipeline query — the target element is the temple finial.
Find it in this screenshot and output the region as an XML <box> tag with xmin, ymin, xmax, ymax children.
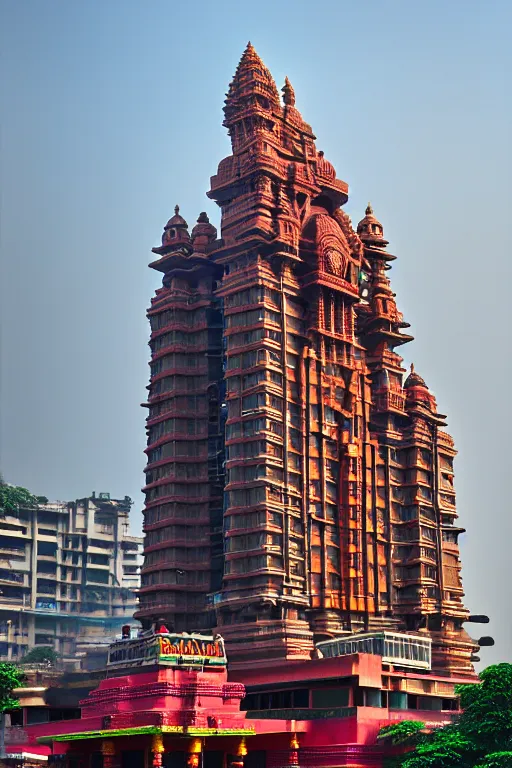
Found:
<box><xmin>239</xmin><ymin>41</ymin><xmax>259</xmax><ymax>63</ymax></box>
<box><xmin>366</xmin><ymin>202</ymin><xmax>373</xmax><ymax>216</ymax></box>
<box><xmin>282</xmin><ymin>76</ymin><xmax>296</xmax><ymax>107</ymax></box>
<box><xmin>174</xmin><ymin>205</ymin><xmax>180</xmax><ymax>216</ymax></box>
<box><xmin>411</xmin><ymin>363</ymin><xmax>415</xmax><ymax>374</ymax></box>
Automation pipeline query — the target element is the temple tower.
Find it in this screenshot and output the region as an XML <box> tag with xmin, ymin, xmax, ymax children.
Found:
<box><xmin>356</xmin><ymin>205</ymin><xmax>476</xmax><ymax>675</ymax></box>
<box><xmin>136</xmin><ymin>208</ymin><xmax>224</xmax><ymax>631</ymax></box>
<box><xmin>138</xmin><ymin>44</ymin><xmax>478</xmax><ymax>675</ymax></box>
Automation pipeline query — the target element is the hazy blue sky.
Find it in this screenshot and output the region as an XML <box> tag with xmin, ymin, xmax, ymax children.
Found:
<box><xmin>1</xmin><ymin>0</ymin><xmax>511</xmax><ymax>665</ymax></box>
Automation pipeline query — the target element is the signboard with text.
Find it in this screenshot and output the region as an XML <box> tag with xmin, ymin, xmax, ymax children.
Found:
<box><xmin>158</xmin><ymin>635</ymin><xmax>226</xmax><ymax>665</ymax></box>
<box><xmin>107</xmin><ymin>632</ymin><xmax>227</xmax><ymax>668</ymax></box>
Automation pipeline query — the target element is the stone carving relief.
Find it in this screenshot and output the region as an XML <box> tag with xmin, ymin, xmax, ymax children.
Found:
<box><xmin>324</xmin><ymin>247</ymin><xmax>347</xmax><ymax>277</ymax></box>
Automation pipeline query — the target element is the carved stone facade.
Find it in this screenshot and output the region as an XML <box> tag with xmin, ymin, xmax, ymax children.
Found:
<box><xmin>137</xmin><ymin>209</ymin><xmax>224</xmax><ymax>631</ymax></box>
<box><xmin>137</xmin><ymin>44</ymin><xmax>477</xmax><ymax>677</ymax></box>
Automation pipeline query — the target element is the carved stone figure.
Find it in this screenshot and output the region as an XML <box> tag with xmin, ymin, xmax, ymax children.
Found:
<box><xmin>324</xmin><ymin>247</ymin><xmax>345</xmax><ymax>276</ymax></box>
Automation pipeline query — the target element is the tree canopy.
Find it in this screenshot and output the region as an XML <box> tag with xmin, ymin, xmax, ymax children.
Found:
<box><xmin>380</xmin><ymin>664</ymin><xmax>512</xmax><ymax>768</ymax></box>
<box><xmin>378</xmin><ymin>720</ymin><xmax>426</xmax><ymax>746</ymax></box>
<box><xmin>0</xmin><ymin>484</ymin><xmax>38</xmax><ymax>514</ymax></box>
<box><xmin>0</xmin><ymin>663</ymin><xmax>25</xmax><ymax>713</ymax></box>
<box><xmin>21</xmin><ymin>647</ymin><xmax>60</xmax><ymax>665</ymax></box>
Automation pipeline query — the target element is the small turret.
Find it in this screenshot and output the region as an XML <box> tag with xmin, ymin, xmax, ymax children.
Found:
<box><xmin>403</xmin><ymin>363</ymin><xmax>427</xmax><ymax>390</ymax></box>
<box><xmin>404</xmin><ymin>364</ymin><xmax>437</xmax><ymax>412</ymax></box>
<box><xmin>357</xmin><ymin>203</ymin><xmax>389</xmax><ymax>248</ymax></box>
<box><xmin>152</xmin><ymin>205</ymin><xmax>191</xmax><ymax>257</ymax></box>
<box><xmin>191</xmin><ymin>212</ymin><xmax>217</xmax><ymax>253</ymax></box>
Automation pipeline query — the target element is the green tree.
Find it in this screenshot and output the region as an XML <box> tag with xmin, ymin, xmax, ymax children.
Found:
<box><xmin>475</xmin><ymin>754</ymin><xmax>512</xmax><ymax>768</ymax></box>
<box><xmin>0</xmin><ymin>663</ymin><xmax>25</xmax><ymax>759</ymax></box>
<box><xmin>378</xmin><ymin>664</ymin><xmax>512</xmax><ymax>768</ymax></box>
<box><xmin>0</xmin><ymin>485</ymin><xmax>38</xmax><ymax>515</ymax></box>
<box><xmin>456</xmin><ymin>664</ymin><xmax>512</xmax><ymax>753</ymax></box>
<box><xmin>378</xmin><ymin>720</ymin><xmax>426</xmax><ymax>746</ymax></box>
<box><xmin>400</xmin><ymin>727</ymin><xmax>476</xmax><ymax>768</ymax></box>
<box><xmin>21</xmin><ymin>647</ymin><xmax>60</xmax><ymax>665</ymax></box>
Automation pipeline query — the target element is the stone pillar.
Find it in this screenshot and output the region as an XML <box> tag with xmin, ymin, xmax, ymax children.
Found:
<box><xmin>6</xmin><ymin>620</ymin><xmax>12</xmax><ymax>660</ymax></box>
<box><xmin>27</xmin><ymin>615</ymin><xmax>35</xmax><ymax>647</ymax></box>
<box><xmin>101</xmin><ymin>740</ymin><xmax>116</xmax><ymax>768</ymax></box>
<box><xmin>227</xmin><ymin>738</ymin><xmax>247</xmax><ymax>768</ymax></box>
<box><xmin>288</xmin><ymin>734</ymin><xmax>300</xmax><ymax>766</ymax></box>
<box><xmin>151</xmin><ymin>733</ymin><xmax>164</xmax><ymax>768</ymax></box>
<box><xmin>186</xmin><ymin>738</ymin><xmax>202</xmax><ymax>768</ymax></box>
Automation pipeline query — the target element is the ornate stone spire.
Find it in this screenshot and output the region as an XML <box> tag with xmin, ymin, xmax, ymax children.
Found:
<box><xmin>223</xmin><ymin>42</ymin><xmax>281</xmax><ymax>128</ymax></box>
<box><xmin>280</xmin><ymin>74</ymin><xmax>315</xmax><ymax>137</ymax></box>
<box><xmin>282</xmin><ymin>76</ymin><xmax>296</xmax><ymax>107</ymax></box>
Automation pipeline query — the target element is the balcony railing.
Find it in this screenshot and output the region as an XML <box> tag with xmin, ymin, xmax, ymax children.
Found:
<box><xmin>37</xmin><ymin>587</ymin><xmax>57</xmax><ymax>596</ymax></box>
<box><xmin>0</xmin><ymin>572</ymin><xmax>25</xmax><ymax>584</ymax></box>
<box><xmin>373</xmin><ymin>391</ymin><xmax>406</xmax><ymax>413</ymax></box>
<box><xmin>0</xmin><ymin>546</ymin><xmax>26</xmax><ymax>555</ymax></box>
<box><xmin>209</xmin><ymin>587</ymin><xmax>281</xmax><ymax>606</ymax></box>
<box><xmin>246</xmin><ymin>707</ymin><xmax>356</xmax><ymax>721</ymax></box>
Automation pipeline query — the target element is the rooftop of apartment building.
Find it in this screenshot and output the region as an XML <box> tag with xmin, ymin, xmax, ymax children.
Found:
<box><xmin>0</xmin><ymin>489</ymin><xmax>143</xmax><ymax>665</ymax></box>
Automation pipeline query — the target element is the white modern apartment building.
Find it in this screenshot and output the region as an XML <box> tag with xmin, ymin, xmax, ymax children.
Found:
<box><xmin>0</xmin><ymin>491</ymin><xmax>143</xmax><ymax>664</ymax></box>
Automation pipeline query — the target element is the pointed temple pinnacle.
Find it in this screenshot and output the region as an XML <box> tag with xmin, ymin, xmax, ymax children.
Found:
<box><xmin>282</xmin><ymin>76</ymin><xmax>296</xmax><ymax>107</ymax></box>
<box><xmin>174</xmin><ymin>205</ymin><xmax>180</xmax><ymax>216</ymax></box>
<box><xmin>366</xmin><ymin>202</ymin><xmax>373</xmax><ymax>216</ymax></box>
<box><xmin>228</xmin><ymin>42</ymin><xmax>270</xmax><ymax>94</ymax></box>
<box><xmin>238</xmin><ymin>41</ymin><xmax>262</xmax><ymax>67</ymax></box>
<box><xmin>410</xmin><ymin>363</ymin><xmax>415</xmax><ymax>374</ymax></box>
<box><xmin>223</xmin><ymin>43</ymin><xmax>281</xmax><ymax>126</ymax></box>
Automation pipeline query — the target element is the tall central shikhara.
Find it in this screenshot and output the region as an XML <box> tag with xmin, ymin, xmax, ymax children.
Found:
<box><xmin>137</xmin><ymin>44</ymin><xmax>477</xmax><ymax>676</ymax></box>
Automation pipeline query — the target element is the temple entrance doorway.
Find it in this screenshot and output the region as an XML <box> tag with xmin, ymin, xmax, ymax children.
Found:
<box><xmin>121</xmin><ymin>750</ymin><xmax>145</xmax><ymax>768</ymax></box>
<box><xmin>162</xmin><ymin>753</ymin><xmax>185</xmax><ymax>768</ymax></box>
<box><xmin>203</xmin><ymin>752</ymin><xmax>223</xmax><ymax>768</ymax></box>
